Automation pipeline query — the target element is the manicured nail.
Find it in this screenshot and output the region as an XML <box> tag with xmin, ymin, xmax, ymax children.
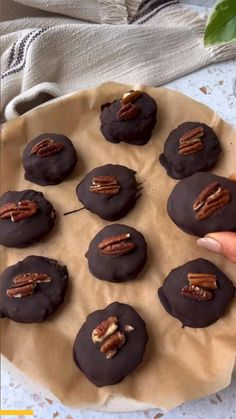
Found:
<box><xmin>196</xmin><ymin>237</ymin><xmax>222</xmax><ymax>254</ymax></box>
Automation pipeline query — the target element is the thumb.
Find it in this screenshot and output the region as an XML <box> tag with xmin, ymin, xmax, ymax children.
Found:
<box><xmin>197</xmin><ymin>232</ymin><xmax>236</xmax><ymax>263</ymax></box>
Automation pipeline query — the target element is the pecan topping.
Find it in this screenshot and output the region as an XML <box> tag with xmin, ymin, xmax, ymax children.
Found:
<box><xmin>13</xmin><ymin>272</ymin><xmax>52</xmax><ymax>285</ymax></box>
<box><xmin>30</xmin><ymin>138</ymin><xmax>64</xmax><ymax>157</ymax></box>
<box><xmin>188</xmin><ymin>273</ymin><xmax>218</xmax><ymax>289</ymax></box>
<box><xmin>100</xmin><ymin>331</ymin><xmax>126</xmax><ymax>359</ymax></box>
<box><xmin>92</xmin><ymin>316</ymin><xmax>118</xmax><ymax>343</ymax></box>
<box><xmin>117</xmin><ymin>103</ymin><xmax>141</xmax><ymax>121</ymax></box>
<box><xmin>124</xmin><ymin>324</ymin><xmax>134</xmax><ymax>332</ymax></box>
<box><xmin>193</xmin><ymin>182</ymin><xmax>231</xmax><ymax>220</ymax></box>
<box><xmin>98</xmin><ymin>233</ymin><xmax>136</xmax><ymax>256</ymax></box>
<box><xmin>6</xmin><ymin>282</ymin><xmax>36</xmax><ymax>298</ymax></box>
<box><xmin>89</xmin><ymin>176</ymin><xmax>120</xmax><ymax>195</ymax></box>
<box><xmin>0</xmin><ymin>200</ymin><xmax>39</xmax><ymax>222</ymax></box>
<box><xmin>122</xmin><ymin>90</ymin><xmax>142</xmax><ymax>104</ymax></box>
<box><xmin>179</xmin><ymin>127</ymin><xmax>204</xmax><ymax>156</ymax></box>
<box><xmin>181</xmin><ymin>285</ymin><xmax>212</xmax><ymax>301</ymax></box>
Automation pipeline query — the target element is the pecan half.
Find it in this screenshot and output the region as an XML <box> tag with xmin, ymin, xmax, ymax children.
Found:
<box><xmin>100</xmin><ymin>331</ymin><xmax>126</xmax><ymax>359</ymax></box>
<box><xmin>6</xmin><ymin>281</ymin><xmax>36</xmax><ymax>298</ymax></box>
<box><xmin>89</xmin><ymin>176</ymin><xmax>120</xmax><ymax>195</ymax></box>
<box><xmin>122</xmin><ymin>90</ymin><xmax>142</xmax><ymax>104</ymax></box>
<box><xmin>30</xmin><ymin>138</ymin><xmax>64</xmax><ymax>157</ymax></box>
<box><xmin>92</xmin><ymin>316</ymin><xmax>118</xmax><ymax>343</ymax></box>
<box><xmin>0</xmin><ymin>200</ymin><xmax>39</xmax><ymax>222</ymax></box>
<box><xmin>13</xmin><ymin>272</ymin><xmax>52</xmax><ymax>285</ymax></box>
<box><xmin>117</xmin><ymin>103</ymin><xmax>141</xmax><ymax>121</ymax></box>
<box><xmin>187</xmin><ymin>273</ymin><xmax>218</xmax><ymax>289</ymax></box>
<box><xmin>181</xmin><ymin>285</ymin><xmax>212</xmax><ymax>301</ymax></box>
<box><xmin>193</xmin><ymin>182</ymin><xmax>231</xmax><ymax>220</ymax></box>
<box><xmin>179</xmin><ymin>127</ymin><xmax>204</xmax><ymax>156</ymax></box>
<box><xmin>98</xmin><ymin>233</ymin><xmax>136</xmax><ymax>256</ymax></box>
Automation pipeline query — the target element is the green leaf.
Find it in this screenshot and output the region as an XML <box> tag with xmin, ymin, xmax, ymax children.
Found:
<box><xmin>204</xmin><ymin>0</ymin><xmax>236</xmax><ymax>46</ymax></box>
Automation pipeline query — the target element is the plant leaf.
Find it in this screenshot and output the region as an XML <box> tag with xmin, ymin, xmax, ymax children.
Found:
<box><xmin>204</xmin><ymin>0</ymin><xmax>236</xmax><ymax>46</ymax></box>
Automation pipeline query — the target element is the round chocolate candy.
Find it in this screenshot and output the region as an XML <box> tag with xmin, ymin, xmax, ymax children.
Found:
<box><xmin>86</xmin><ymin>223</ymin><xmax>147</xmax><ymax>283</ymax></box>
<box><xmin>0</xmin><ymin>189</ymin><xmax>56</xmax><ymax>247</ymax></box>
<box><xmin>73</xmin><ymin>302</ymin><xmax>148</xmax><ymax>387</ymax></box>
<box><xmin>22</xmin><ymin>133</ymin><xmax>77</xmax><ymax>185</ymax></box>
<box><xmin>159</xmin><ymin>122</ymin><xmax>221</xmax><ymax>179</ymax></box>
<box><xmin>100</xmin><ymin>90</ymin><xmax>157</xmax><ymax>146</ymax></box>
<box><xmin>0</xmin><ymin>255</ymin><xmax>68</xmax><ymax>323</ymax></box>
<box><xmin>158</xmin><ymin>258</ymin><xmax>235</xmax><ymax>328</ymax></box>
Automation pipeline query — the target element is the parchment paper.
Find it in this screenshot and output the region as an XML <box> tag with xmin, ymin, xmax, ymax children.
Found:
<box><xmin>1</xmin><ymin>82</ymin><xmax>236</xmax><ymax>411</ymax></box>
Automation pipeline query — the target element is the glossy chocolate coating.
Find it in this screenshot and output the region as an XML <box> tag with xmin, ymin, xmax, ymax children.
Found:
<box><xmin>22</xmin><ymin>133</ymin><xmax>77</xmax><ymax>186</ymax></box>
<box><xmin>159</xmin><ymin>122</ymin><xmax>221</xmax><ymax>179</ymax></box>
<box><xmin>86</xmin><ymin>224</ymin><xmax>147</xmax><ymax>283</ymax></box>
<box><xmin>167</xmin><ymin>172</ymin><xmax>236</xmax><ymax>237</ymax></box>
<box><xmin>158</xmin><ymin>258</ymin><xmax>235</xmax><ymax>328</ymax></box>
<box><xmin>0</xmin><ymin>255</ymin><xmax>68</xmax><ymax>323</ymax></box>
<box><xmin>73</xmin><ymin>302</ymin><xmax>148</xmax><ymax>387</ymax></box>
<box><xmin>76</xmin><ymin>164</ymin><xmax>139</xmax><ymax>221</ymax></box>
<box><xmin>0</xmin><ymin>189</ymin><xmax>56</xmax><ymax>247</ymax></box>
<box><xmin>100</xmin><ymin>92</ymin><xmax>157</xmax><ymax>146</ymax></box>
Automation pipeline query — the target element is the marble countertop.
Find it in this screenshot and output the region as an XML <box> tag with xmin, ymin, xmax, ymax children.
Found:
<box><xmin>1</xmin><ymin>1</ymin><xmax>236</xmax><ymax>417</ymax></box>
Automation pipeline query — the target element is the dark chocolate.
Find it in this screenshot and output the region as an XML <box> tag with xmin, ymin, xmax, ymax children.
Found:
<box><xmin>76</xmin><ymin>164</ymin><xmax>139</xmax><ymax>221</ymax></box>
<box><xmin>167</xmin><ymin>172</ymin><xmax>236</xmax><ymax>237</ymax></box>
<box><xmin>86</xmin><ymin>224</ymin><xmax>147</xmax><ymax>283</ymax></box>
<box><xmin>22</xmin><ymin>133</ymin><xmax>77</xmax><ymax>186</ymax></box>
<box><xmin>0</xmin><ymin>189</ymin><xmax>56</xmax><ymax>247</ymax></box>
<box><xmin>73</xmin><ymin>302</ymin><xmax>148</xmax><ymax>387</ymax></box>
<box><xmin>159</xmin><ymin>122</ymin><xmax>221</xmax><ymax>179</ymax></box>
<box><xmin>158</xmin><ymin>258</ymin><xmax>235</xmax><ymax>328</ymax></box>
<box><xmin>100</xmin><ymin>91</ymin><xmax>157</xmax><ymax>146</ymax></box>
<box><xmin>0</xmin><ymin>255</ymin><xmax>68</xmax><ymax>323</ymax></box>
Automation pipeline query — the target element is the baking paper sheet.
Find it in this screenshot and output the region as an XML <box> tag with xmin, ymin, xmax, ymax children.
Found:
<box><xmin>1</xmin><ymin>82</ymin><xmax>236</xmax><ymax>410</ymax></box>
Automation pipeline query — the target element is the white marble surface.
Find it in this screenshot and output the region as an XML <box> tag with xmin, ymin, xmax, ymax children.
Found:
<box><xmin>1</xmin><ymin>1</ymin><xmax>236</xmax><ymax>417</ymax></box>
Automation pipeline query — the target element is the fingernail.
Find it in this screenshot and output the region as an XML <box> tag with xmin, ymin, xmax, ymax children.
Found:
<box><xmin>196</xmin><ymin>237</ymin><xmax>222</xmax><ymax>254</ymax></box>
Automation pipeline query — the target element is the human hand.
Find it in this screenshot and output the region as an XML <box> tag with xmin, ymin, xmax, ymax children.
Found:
<box><xmin>197</xmin><ymin>232</ymin><xmax>236</xmax><ymax>263</ymax></box>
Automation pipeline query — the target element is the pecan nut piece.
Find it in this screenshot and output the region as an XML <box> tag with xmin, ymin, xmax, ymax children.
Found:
<box><xmin>6</xmin><ymin>281</ymin><xmax>36</xmax><ymax>298</ymax></box>
<box><xmin>89</xmin><ymin>176</ymin><xmax>120</xmax><ymax>195</ymax></box>
<box><xmin>0</xmin><ymin>200</ymin><xmax>39</xmax><ymax>222</ymax></box>
<box><xmin>124</xmin><ymin>324</ymin><xmax>134</xmax><ymax>332</ymax></box>
<box><xmin>100</xmin><ymin>331</ymin><xmax>126</xmax><ymax>359</ymax></box>
<box><xmin>122</xmin><ymin>90</ymin><xmax>142</xmax><ymax>104</ymax></box>
<box><xmin>187</xmin><ymin>273</ymin><xmax>217</xmax><ymax>289</ymax></box>
<box><xmin>179</xmin><ymin>127</ymin><xmax>204</xmax><ymax>156</ymax></box>
<box><xmin>13</xmin><ymin>272</ymin><xmax>52</xmax><ymax>284</ymax></box>
<box><xmin>181</xmin><ymin>285</ymin><xmax>212</xmax><ymax>301</ymax></box>
<box><xmin>117</xmin><ymin>103</ymin><xmax>141</xmax><ymax>121</ymax></box>
<box><xmin>30</xmin><ymin>138</ymin><xmax>64</xmax><ymax>157</ymax></box>
<box><xmin>98</xmin><ymin>233</ymin><xmax>136</xmax><ymax>256</ymax></box>
<box><xmin>92</xmin><ymin>316</ymin><xmax>118</xmax><ymax>343</ymax></box>
<box><xmin>193</xmin><ymin>182</ymin><xmax>231</xmax><ymax>220</ymax></box>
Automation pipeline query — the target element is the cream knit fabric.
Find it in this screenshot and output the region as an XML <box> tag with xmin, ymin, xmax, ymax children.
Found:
<box><xmin>1</xmin><ymin>0</ymin><xmax>236</xmax><ymax>115</ymax></box>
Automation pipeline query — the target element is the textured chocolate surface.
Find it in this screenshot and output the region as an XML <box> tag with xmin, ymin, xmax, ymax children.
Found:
<box><xmin>22</xmin><ymin>133</ymin><xmax>77</xmax><ymax>186</ymax></box>
<box><xmin>167</xmin><ymin>172</ymin><xmax>236</xmax><ymax>237</ymax></box>
<box><xmin>76</xmin><ymin>164</ymin><xmax>139</xmax><ymax>221</ymax></box>
<box><xmin>73</xmin><ymin>302</ymin><xmax>148</xmax><ymax>387</ymax></box>
<box><xmin>158</xmin><ymin>258</ymin><xmax>235</xmax><ymax>328</ymax></box>
<box><xmin>100</xmin><ymin>91</ymin><xmax>157</xmax><ymax>145</ymax></box>
<box><xmin>159</xmin><ymin>122</ymin><xmax>221</xmax><ymax>179</ymax></box>
<box><xmin>0</xmin><ymin>255</ymin><xmax>68</xmax><ymax>323</ymax></box>
<box><xmin>0</xmin><ymin>190</ymin><xmax>56</xmax><ymax>247</ymax></box>
<box><xmin>86</xmin><ymin>224</ymin><xmax>147</xmax><ymax>283</ymax></box>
